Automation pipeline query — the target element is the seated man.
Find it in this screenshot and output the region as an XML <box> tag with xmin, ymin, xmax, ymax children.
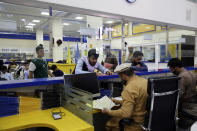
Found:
<box><xmin>0</xmin><ymin>72</ymin><xmax>6</xmax><ymax>81</ymax></box>
<box><xmin>168</xmin><ymin>58</ymin><xmax>196</xmax><ymax>103</ymax></box>
<box><xmin>1</xmin><ymin>66</ymin><xmax>14</xmax><ymax>80</ymax></box>
<box><xmin>51</xmin><ymin>65</ymin><xmax>64</xmax><ymax>77</ymax></box>
<box><xmin>125</xmin><ymin>51</ymin><xmax>148</xmax><ymax>72</ymax></box>
<box><xmin>75</xmin><ymin>49</ymin><xmax>112</xmax><ymax>75</ymax></box>
<box><xmin>103</xmin><ymin>63</ymin><xmax>148</xmax><ymax>131</ymax></box>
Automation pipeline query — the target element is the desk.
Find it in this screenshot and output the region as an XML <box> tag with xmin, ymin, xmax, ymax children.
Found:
<box><xmin>191</xmin><ymin>121</ymin><xmax>197</xmax><ymax>131</ymax></box>
<box><xmin>0</xmin><ymin>107</ymin><xmax>94</xmax><ymax>131</ymax></box>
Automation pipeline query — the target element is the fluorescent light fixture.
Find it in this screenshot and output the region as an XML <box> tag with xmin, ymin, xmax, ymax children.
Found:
<box><xmin>106</xmin><ymin>21</ymin><xmax>113</xmax><ymax>24</ymax></box>
<box><xmin>7</xmin><ymin>14</ymin><xmax>13</xmax><ymax>17</ymax></box>
<box><xmin>41</xmin><ymin>12</ymin><xmax>49</xmax><ymax>16</ymax></box>
<box><xmin>28</xmin><ymin>23</ymin><xmax>36</xmax><ymax>26</ymax></box>
<box><xmin>32</xmin><ymin>20</ymin><xmax>40</xmax><ymax>23</ymax></box>
<box><xmin>21</xmin><ymin>19</ymin><xmax>26</xmax><ymax>22</ymax></box>
<box><xmin>63</xmin><ymin>23</ymin><xmax>70</xmax><ymax>26</ymax></box>
<box><xmin>75</xmin><ymin>16</ymin><xmax>83</xmax><ymax>20</ymax></box>
<box><xmin>25</xmin><ymin>25</ymin><xmax>33</xmax><ymax>28</ymax></box>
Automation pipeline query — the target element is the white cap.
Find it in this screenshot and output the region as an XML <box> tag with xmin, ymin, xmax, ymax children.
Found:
<box><xmin>114</xmin><ymin>63</ymin><xmax>131</xmax><ymax>73</ymax></box>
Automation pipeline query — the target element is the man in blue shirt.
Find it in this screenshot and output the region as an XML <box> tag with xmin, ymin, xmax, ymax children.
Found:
<box><xmin>75</xmin><ymin>49</ymin><xmax>112</xmax><ymax>75</ymax></box>
<box><xmin>125</xmin><ymin>51</ymin><xmax>148</xmax><ymax>72</ymax></box>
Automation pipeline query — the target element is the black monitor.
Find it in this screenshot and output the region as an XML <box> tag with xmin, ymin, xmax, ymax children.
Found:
<box><xmin>64</xmin><ymin>73</ymin><xmax>100</xmax><ymax>94</ymax></box>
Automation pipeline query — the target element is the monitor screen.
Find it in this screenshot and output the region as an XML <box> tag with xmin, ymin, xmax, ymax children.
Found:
<box><xmin>64</xmin><ymin>73</ymin><xmax>100</xmax><ymax>94</ymax></box>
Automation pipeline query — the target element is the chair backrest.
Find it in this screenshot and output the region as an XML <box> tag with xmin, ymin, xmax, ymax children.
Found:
<box><xmin>143</xmin><ymin>76</ymin><xmax>180</xmax><ymax>131</ymax></box>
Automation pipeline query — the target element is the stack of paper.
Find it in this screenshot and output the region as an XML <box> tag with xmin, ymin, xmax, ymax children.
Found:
<box><xmin>93</xmin><ymin>96</ymin><xmax>115</xmax><ymax>110</ymax></box>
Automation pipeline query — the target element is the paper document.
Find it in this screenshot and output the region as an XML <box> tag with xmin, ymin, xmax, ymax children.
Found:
<box><xmin>93</xmin><ymin>96</ymin><xmax>115</xmax><ymax>110</ymax></box>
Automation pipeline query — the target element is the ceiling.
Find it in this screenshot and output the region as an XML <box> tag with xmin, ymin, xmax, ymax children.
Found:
<box><xmin>0</xmin><ymin>2</ymin><xmax>122</xmax><ymax>37</ymax></box>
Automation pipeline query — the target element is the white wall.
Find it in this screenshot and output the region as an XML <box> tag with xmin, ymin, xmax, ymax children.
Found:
<box><xmin>0</xmin><ymin>39</ymin><xmax>37</xmax><ymax>53</ymax></box>
<box><xmin>35</xmin><ymin>0</ymin><xmax>197</xmax><ymax>29</ymax></box>
<box><xmin>0</xmin><ymin>38</ymin><xmax>78</xmax><ymax>59</ymax></box>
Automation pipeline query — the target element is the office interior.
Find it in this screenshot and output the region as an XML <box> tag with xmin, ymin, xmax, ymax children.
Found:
<box><xmin>0</xmin><ymin>0</ymin><xmax>197</xmax><ymax>131</ymax></box>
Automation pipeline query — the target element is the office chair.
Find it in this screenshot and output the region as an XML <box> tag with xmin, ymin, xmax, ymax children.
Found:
<box><xmin>119</xmin><ymin>76</ymin><xmax>180</xmax><ymax>131</ymax></box>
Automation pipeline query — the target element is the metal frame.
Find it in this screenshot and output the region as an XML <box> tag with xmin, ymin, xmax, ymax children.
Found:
<box><xmin>175</xmin><ymin>79</ymin><xmax>180</xmax><ymax>125</ymax></box>
<box><xmin>142</xmin><ymin>77</ymin><xmax>180</xmax><ymax>131</ymax></box>
<box><xmin>148</xmin><ymin>79</ymin><xmax>155</xmax><ymax>130</ymax></box>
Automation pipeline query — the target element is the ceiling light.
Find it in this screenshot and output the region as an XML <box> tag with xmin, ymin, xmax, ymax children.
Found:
<box><xmin>25</xmin><ymin>25</ymin><xmax>33</xmax><ymax>28</ymax></box>
<box><xmin>41</xmin><ymin>12</ymin><xmax>49</xmax><ymax>16</ymax></box>
<box><xmin>32</xmin><ymin>20</ymin><xmax>40</xmax><ymax>23</ymax></box>
<box><xmin>28</xmin><ymin>23</ymin><xmax>36</xmax><ymax>26</ymax></box>
<box><xmin>106</xmin><ymin>21</ymin><xmax>114</xmax><ymax>24</ymax></box>
<box><xmin>7</xmin><ymin>14</ymin><xmax>13</xmax><ymax>17</ymax></box>
<box><xmin>63</xmin><ymin>23</ymin><xmax>70</xmax><ymax>26</ymax></box>
<box><xmin>21</xmin><ymin>19</ymin><xmax>26</xmax><ymax>22</ymax></box>
<box><xmin>75</xmin><ymin>16</ymin><xmax>83</xmax><ymax>20</ymax></box>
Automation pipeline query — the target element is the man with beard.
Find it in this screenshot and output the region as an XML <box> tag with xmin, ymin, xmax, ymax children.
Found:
<box><xmin>102</xmin><ymin>63</ymin><xmax>147</xmax><ymax>131</ymax></box>
<box><xmin>126</xmin><ymin>51</ymin><xmax>148</xmax><ymax>72</ymax></box>
<box><xmin>75</xmin><ymin>48</ymin><xmax>112</xmax><ymax>75</ymax></box>
<box><xmin>168</xmin><ymin>58</ymin><xmax>196</xmax><ymax>103</ymax></box>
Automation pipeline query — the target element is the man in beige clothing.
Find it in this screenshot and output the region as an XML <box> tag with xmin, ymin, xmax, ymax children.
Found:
<box><xmin>102</xmin><ymin>63</ymin><xmax>148</xmax><ymax>131</ymax></box>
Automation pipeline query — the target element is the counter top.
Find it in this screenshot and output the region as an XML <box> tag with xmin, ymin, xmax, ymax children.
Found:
<box><xmin>0</xmin><ymin>67</ymin><xmax>196</xmax><ymax>90</ymax></box>
<box><xmin>0</xmin><ymin>77</ymin><xmax>64</xmax><ymax>89</ymax></box>
<box><xmin>0</xmin><ymin>107</ymin><xmax>94</xmax><ymax>131</ymax></box>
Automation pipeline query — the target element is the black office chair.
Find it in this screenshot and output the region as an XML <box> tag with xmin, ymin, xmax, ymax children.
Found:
<box><xmin>119</xmin><ymin>76</ymin><xmax>180</xmax><ymax>131</ymax></box>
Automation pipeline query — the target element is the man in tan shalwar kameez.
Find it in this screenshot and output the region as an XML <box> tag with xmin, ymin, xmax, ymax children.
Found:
<box><xmin>102</xmin><ymin>63</ymin><xmax>148</xmax><ymax>131</ymax></box>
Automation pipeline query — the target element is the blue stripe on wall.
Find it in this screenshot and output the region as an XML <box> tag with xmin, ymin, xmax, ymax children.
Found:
<box><xmin>63</xmin><ymin>37</ymin><xmax>81</xmax><ymax>42</ymax></box>
<box><xmin>0</xmin><ymin>32</ymin><xmax>87</xmax><ymax>43</ymax></box>
<box><xmin>0</xmin><ymin>33</ymin><xmax>36</xmax><ymax>40</ymax></box>
<box><xmin>43</xmin><ymin>35</ymin><xmax>49</xmax><ymax>41</ymax></box>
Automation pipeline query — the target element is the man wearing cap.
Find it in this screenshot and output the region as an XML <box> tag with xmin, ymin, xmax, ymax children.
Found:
<box><xmin>103</xmin><ymin>63</ymin><xmax>148</xmax><ymax>131</ymax></box>
<box><xmin>75</xmin><ymin>49</ymin><xmax>112</xmax><ymax>75</ymax></box>
<box><xmin>29</xmin><ymin>44</ymin><xmax>53</xmax><ymax>78</ymax></box>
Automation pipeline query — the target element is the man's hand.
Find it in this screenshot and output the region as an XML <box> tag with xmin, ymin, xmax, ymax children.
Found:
<box><xmin>106</xmin><ymin>71</ymin><xmax>113</xmax><ymax>75</ymax></box>
<box><xmin>102</xmin><ymin>108</ymin><xmax>110</xmax><ymax>114</ymax></box>
<box><xmin>112</xmin><ymin>99</ymin><xmax>121</xmax><ymax>105</ymax></box>
<box><xmin>136</xmin><ymin>64</ymin><xmax>141</xmax><ymax>68</ymax></box>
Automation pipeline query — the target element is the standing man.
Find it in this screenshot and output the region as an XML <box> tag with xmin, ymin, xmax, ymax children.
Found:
<box><xmin>125</xmin><ymin>47</ymin><xmax>133</xmax><ymax>63</ymax></box>
<box><xmin>29</xmin><ymin>44</ymin><xmax>53</xmax><ymax>78</ymax></box>
<box><xmin>126</xmin><ymin>51</ymin><xmax>148</xmax><ymax>72</ymax></box>
<box><xmin>104</xmin><ymin>46</ymin><xmax>118</xmax><ymax>71</ymax></box>
<box><xmin>75</xmin><ymin>48</ymin><xmax>112</xmax><ymax>75</ymax></box>
<box><xmin>102</xmin><ymin>63</ymin><xmax>148</xmax><ymax>131</ymax></box>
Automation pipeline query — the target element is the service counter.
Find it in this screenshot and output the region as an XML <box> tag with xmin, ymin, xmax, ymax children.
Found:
<box><xmin>0</xmin><ymin>67</ymin><xmax>197</xmax><ymax>131</ymax></box>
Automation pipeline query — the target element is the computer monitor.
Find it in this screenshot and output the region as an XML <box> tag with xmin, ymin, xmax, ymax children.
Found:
<box><xmin>64</xmin><ymin>73</ymin><xmax>100</xmax><ymax>94</ymax></box>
